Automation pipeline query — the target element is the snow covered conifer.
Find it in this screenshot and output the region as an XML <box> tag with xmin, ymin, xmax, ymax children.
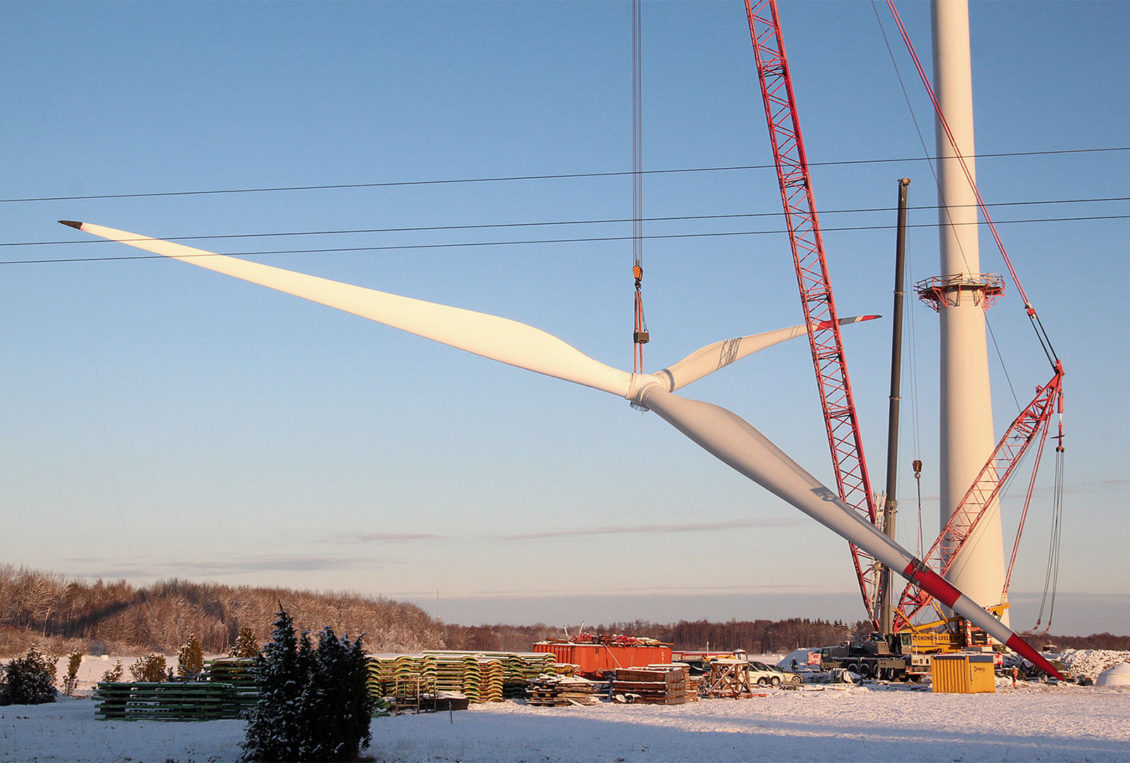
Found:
<box><xmin>0</xmin><ymin>645</ymin><xmax>58</xmax><ymax>705</ymax></box>
<box><xmin>62</xmin><ymin>649</ymin><xmax>83</xmax><ymax>695</ymax></box>
<box><xmin>177</xmin><ymin>634</ymin><xmax>204</xmax><ymax>679</ymax></box>
<box><xmin>298</xmin><ymin>627</ymin><xmax>373</xmax><ymax>761</ymax></box>
<box><xmin>129</xmin><ymin>653</ymin><xmax>167</xmax><ymax>682</ymax></box>
<box><xmin>242</xmin><ymin>610</ymin><xmax>373</xmax><ymax>762</ymax></box>
<box><xmin>230</xmin><ymin>625</ymin><xmax>260</xmax><ymax>658</ymax></box>
<box><xmin>101</xmin><ymin>660</ymin><xmax>124</xmax><ymax>683</ymax></box>
<box><xmin>242</xmin><ymin>607</ymin><xmax>309</xmax><ymax>762</ymax></box>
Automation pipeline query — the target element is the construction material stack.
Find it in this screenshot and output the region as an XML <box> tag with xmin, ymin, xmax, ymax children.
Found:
<box><xmin>533</xmin><ymin>633</ymin><xmax>672</xmax><ymax>678</ymax></box>
<box><xmin>525</xmin><ymin>675</ymin><xmax>601</xmax><ymax>707</ymax></box>
<box><xmin>611</xmin><ymin>666</ymin><xmax>689</xmax><ymax>705</ymax></box>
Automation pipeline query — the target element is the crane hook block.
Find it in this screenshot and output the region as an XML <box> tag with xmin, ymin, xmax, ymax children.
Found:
<box><xmin>634</xmin><ymin>330</ymin><xmax>650</xmax><ymax>345</ymax></box>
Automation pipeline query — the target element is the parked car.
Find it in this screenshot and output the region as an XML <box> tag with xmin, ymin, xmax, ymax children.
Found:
<box><xmin>747</xmin><ymin>660</ymin><xmax>804</xmax><ymax>686</ymax></box>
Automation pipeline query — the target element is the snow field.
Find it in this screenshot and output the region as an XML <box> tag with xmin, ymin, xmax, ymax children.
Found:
<box><xmin>2</xmin><ymin>681</ymin><xmax>1128</xmax><ymax>762</ymax></box>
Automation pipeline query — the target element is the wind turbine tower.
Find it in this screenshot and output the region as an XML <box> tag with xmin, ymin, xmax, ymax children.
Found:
<box><xmin>923</xmin><ymin>0</ymin><xmax>1008</xmax><ymax>622</ymax></box>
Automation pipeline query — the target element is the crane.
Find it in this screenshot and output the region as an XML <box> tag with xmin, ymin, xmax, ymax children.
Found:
<box><xmin>745</xmin><ymin>0</ymin><xmax>1066</xmax><ymax>635</ymax></box>
<box><xmin>743</xmin><ymin>0</ymin><xmax>883</xmax><ymax>628</ymax></box>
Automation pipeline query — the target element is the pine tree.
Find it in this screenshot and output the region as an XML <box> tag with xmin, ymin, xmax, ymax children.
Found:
<box><xmin>242</xmin><ymin>610</ymin><xmax>373</xmax><ymax>762</ymax></box>
<box><xmin>0</xmin><ymin>645</ymin><xmax>57</xmax><ymax>705</ymax></box>
<box><xmin>230</xmin><ymin>625</ymin><xmax>260</xmax><ymax>658</ymax></box>
<box><xmin>298</xmin><ymin>628</ymin><xmax>373</xmax><ymax>761</ymax></box>
<box><xmin>129</xmin><ymin>653</ymin><xmax>167</xmax><ymax>682</ymax></box>
<box><xmin>101</xmin><ymin>660</ymin><xmax>124</xmax><ymax>683</ymax></box>
<box><xmin>242</xmin><ymin>608</ymin><xmax>308</xmax><ymax>762</ymax></box>
<box><xmin>177</xmin><ymin>634</ymin><xmax>205</xmax><ymax>680</ymax></box>
<box><xmin>62</xmin><ymin>649</ymin><xmax>83</xmax><ymax>695</ymax></box>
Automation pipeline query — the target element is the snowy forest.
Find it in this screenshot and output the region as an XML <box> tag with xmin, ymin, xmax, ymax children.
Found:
<box><xmin>2</xmin><ymin>565</ymin><xmax>1126</xmax><ymax>657</ymax></box>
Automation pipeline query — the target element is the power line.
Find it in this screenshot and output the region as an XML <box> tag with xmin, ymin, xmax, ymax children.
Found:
<box><xmin>2</xmin><ymin>146</ymin><xmax>1126</xmax><ymax>204</ymax></box>
<box><xmin>5</xmin><ymin>195</ymin><xmax>1128</xmax><ymax>249</ymax></box>
<box><xmin>4</xmin><ymin>213</ymin><xmax>1126</xmax><ymax>266</ymax></box>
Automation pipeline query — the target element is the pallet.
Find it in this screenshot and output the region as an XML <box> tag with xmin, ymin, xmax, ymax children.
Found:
<box><xmin>95</xmin><ymin>682</ymin><xmax>242</xmax><ymax>721</ymax></box>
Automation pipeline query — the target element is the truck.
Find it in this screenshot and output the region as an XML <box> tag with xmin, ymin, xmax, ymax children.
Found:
<box><xmin>820</xmin><ymin>632</ymin><xmax>932</xmax><ymax>681</ymax></box>
<box><xmin>820</xmin><ymin>615</ymin><xmax>1004</xmax><ymax>682</ymax></box>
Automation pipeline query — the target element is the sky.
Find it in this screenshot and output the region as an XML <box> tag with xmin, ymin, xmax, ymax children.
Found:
<box><xmin>1</xmin><ymin>0</ymin><xmax>1127</xmax><ymax>636</ymax></box>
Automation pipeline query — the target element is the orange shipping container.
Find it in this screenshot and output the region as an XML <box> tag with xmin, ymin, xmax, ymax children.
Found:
<box><xmin>533</xmin><ymin>642</ymin><xmax>672</xmax><ymax>678</ymax></box>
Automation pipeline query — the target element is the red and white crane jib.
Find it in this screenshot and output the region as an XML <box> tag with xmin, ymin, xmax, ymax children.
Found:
<box><xmin>743</xmin><ymin>0</ymin><xmax>883</xmax><ymax>626</ymax></box>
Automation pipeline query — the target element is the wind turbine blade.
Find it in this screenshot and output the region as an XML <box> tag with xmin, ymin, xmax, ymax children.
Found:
<box><xmin>59</xmin><ymin>221</ymin><xmax>633</xmax><ymax>397</ymax></box>
<box><xmin>638</xmin><ymin>386</ymin><xmax>1063</xmax><ymax>680</ymax></box>
<box><xmin>655</xmin><ymin>316</ymin><xmax>879</xmax><ymax>392</ymax></box>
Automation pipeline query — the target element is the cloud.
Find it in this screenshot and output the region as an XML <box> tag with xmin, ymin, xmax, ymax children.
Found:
<box><xmin>449</xmin><ymin>582</ymin><xmax>838</xmax><ymax>598</ymax></box>
<box><xmin>501</xmin><ymin>517</ymin><xmax>800</xmax><ymax>541</ymax></box>
<box><xmin>322</xmin><ymin>532</ymin><xmax>443</xmax><ymax>545</ymax></box>
<box><xmin>61</xmin><ymin>553</ymin><xmax>382</xmax><ymax>579</ymax></box>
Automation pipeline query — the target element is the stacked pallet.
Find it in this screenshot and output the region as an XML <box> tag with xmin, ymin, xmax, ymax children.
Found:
<box><xmin>430</xmin><ymin>654</ymin><xmax>469</xmax><ymax>695</ymax></box>
<box><xmin>525</xmin><ymin>674</ymin><xmax>601</xmax><ymax>707</ymax></box>
<box><xmin>648</xmin><ymin>663</ymin><xmax>698</xmax><ymax>702</ymax></box>
<box><xmin>367</xmin><ymin>655</ymin><xmax>437</xmax><ymax>700</ymax></box>
<box><xmin>480</xmin><ymin>659</ymin><xmax>504</xmax><ymax>703</ymax></box>
<box><xmin>95</xmin><ymin>682</ymin><xmax>240</xmax><ymax>721</ymax></box>
<box><xmin>202</xmin><ymin>657</ymin><xmax>258</xmax><ymax>714</ymax></box>
<box><xmin>460</xmin><ymin>655</ymin><xmax>482</xmax><ymax>703</ymax></box>
<box><xmin>424</xmin><ymin>651</ymin><xmax>559</xmax><ymax>702</ymax></box>
<box><xmin>371</xmin><ymin>651</ymin><xmax>559</xmax><ymax>705</ymax></box>
<box><xmin>611</xmin><ymin>667</ymin><xmax>689</xmax><ymax>705</ymax></box>
<box><xmin>505</xmin><ymin>652</ymin><xmax>557</xmax><ymax>697</ymax></box>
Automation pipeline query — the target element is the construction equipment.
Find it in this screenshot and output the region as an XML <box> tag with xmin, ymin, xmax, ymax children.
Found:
<box><xmin>744</xmin><ymin>0</ymin><xmax>881</xmax><ymax>628</ymax></box>
<box><xmin>746</xmin><ymin>0</ymin><xmax>1067</xmax><ymax>646</ymax></box>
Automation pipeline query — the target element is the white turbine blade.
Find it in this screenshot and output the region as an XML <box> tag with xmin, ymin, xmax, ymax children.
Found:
<box><xmin>638</xmin><ymin>386</ymin><xmax>1063</xmax><ymax>679</ymax></box>
<box><xmin>655</xmin><ymin>316</ymin><xmax>879</xmax><ymax>392</ymax></box>
<box><xmin>60</xmin><ymin>221</ymin><xmax>633</xmax><ymax>397</ymax></box>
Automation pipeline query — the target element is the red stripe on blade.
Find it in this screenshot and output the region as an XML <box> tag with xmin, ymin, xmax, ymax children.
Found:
<box><xmin>1006</xmin><ymin>634</ymin><xmax>1064</xmax><ymax>681</ymax></box>
<box><xmin>902</xmin><ymin>561</ymin><xmax>961</xmax><ymax>608</ymax></box>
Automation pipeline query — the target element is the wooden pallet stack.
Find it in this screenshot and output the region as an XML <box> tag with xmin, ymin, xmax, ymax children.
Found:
<box><xmin>648</xmin><ymin>663</ymin><xmax>698</xmax><ymax>702</ymax></box>
<box><xmin>525</xmin><ymin>674</ymin><xmax>601</xmax><ymax>707</ymax></box>
<box><xmin>95</xmin><ymin>682</ymin><xmax>241</xmax><ymax>721</ymax></box>
<box><xmin>611</xmin><ymin>667</ymin><xmax>689</xmax><ymax>705</ymax></box>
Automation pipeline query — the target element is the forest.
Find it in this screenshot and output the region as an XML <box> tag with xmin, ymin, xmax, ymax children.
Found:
<box><xmin>2</xmin><ymin>565</ymin><xmax>1126</xmax><ymax>657</ymax></box>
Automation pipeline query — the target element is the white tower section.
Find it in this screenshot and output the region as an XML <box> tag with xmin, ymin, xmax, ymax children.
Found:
<box><xmin>927</xmin><ymin>0</ymin><xmax>1008</xmax><ymax>621</ymax></box>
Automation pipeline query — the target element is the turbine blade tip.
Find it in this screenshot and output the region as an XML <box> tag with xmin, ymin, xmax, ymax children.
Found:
<box><xmin>58</xmin><ymin>220</ymin><xmax>84</xmax><ymax>230</ymax></box>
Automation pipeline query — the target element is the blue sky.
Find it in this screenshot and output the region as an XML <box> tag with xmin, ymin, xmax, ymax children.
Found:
<box><xmin>2</xmin><ymin>1</ymin><xmax>1127</xmax><ymax>635</ymax></box>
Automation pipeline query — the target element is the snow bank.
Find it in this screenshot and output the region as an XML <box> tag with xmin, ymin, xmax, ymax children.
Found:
<box><xmin>1053</xmin><ymin>649</ymin><xmax>1130</xmax><ymax>681</ymax></box>
<box><xmin>2</xmin><ymin>681</ymin><xmax>1127</xmax><ymax>762</ymax></box>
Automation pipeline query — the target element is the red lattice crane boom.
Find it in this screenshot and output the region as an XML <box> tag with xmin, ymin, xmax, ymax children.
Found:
<box><xmin>744</xmin><ymin>0</ymin><xmax>882</xmax><ymax>626</ymax></box>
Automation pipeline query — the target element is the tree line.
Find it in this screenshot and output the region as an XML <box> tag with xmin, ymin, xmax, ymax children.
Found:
<box><xmin>3</xmin><ymin>565</ymin><xmax>1126</xmax><ymax>656</ymax></box>
<box><xmin>0</xmin><ymin>565</ymin><xmax>443</xmax><ymax>656</ymax></box>
<box><xmin>440</xmin><ymin>618</ymin><xmax>862</xmax><ymax>654</ymax></box>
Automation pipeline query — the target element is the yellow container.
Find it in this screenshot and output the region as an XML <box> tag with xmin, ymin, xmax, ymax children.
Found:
<box><xmin>932</xmin><ymin>653</ymin><xmax>996</xmax><ymax>693</ymax></box>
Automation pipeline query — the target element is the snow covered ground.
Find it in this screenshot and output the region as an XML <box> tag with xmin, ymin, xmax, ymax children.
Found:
<box><xmin>2</xmin><ymin>679</ymin><xmax>1128</xmax><ymax>762</ymax></box>
<box><xmin>0</xmin><ymin>650</ymin><xmax>1124</xmax><ymax>761</ymax></box>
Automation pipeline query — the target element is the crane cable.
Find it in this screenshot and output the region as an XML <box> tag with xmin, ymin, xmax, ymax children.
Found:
<box><xmin>1033</xmin><ymin>414</ymin><xmax>1066</xmax><ymax>635</ymax></box>
<box><xmin>631</xmin><ymin>0</ymin><xmax>649</xmax><ymax>373</ymax></box>
<box><xmin>885</xmin><ymin>0</ymin><xmax>1067</xmax><ymax>626</ymax></box>
<box><xmin>885</xmin><ymin>0</ymin><xmax>1059</xmax><ymax>369</ymax></box>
